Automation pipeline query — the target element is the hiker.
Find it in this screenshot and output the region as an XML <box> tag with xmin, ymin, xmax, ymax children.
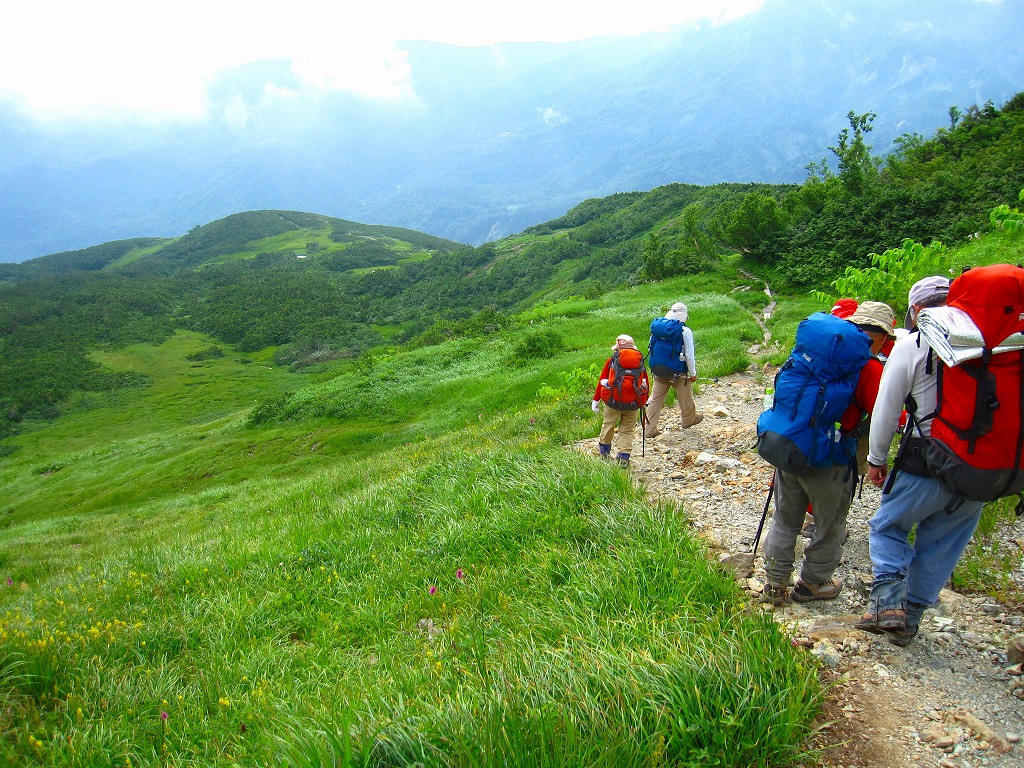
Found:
<box><xmin>856</xmin><ymin>276</ymin><xmax>986</xmax><ymax>646</ymax></box>
<box><xmin>592</xmin><ymin>334</ymin><xmax>649</xmax><ymax>466</ymax></box>
<box><xmin>643</xmin><ymin>302</ymin><xmax>703</xmax><ymax>438</ymax></box>
<box><xmin>759</xmin><ymin>302</ymin><xmax>895</xmax><ymax>606</ymax></box>
<box><xmin>800</xmin><ymin>301</ymin><xmax>898</xmax><ymax>539</ymax></box>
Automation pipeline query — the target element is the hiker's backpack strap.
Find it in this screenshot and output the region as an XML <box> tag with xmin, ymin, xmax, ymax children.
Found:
<box><xmin>934</xmin><ymin>349</ymin><xmax>998</xmax><ymax>452</ymax></box>
<box><xmin>883</xmin><ymin>393</ymin><xmax>934</xmax><ymax>494</ymax></box>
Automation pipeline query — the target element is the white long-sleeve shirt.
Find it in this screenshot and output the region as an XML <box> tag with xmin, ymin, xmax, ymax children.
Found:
<box><xmin>867</xmin><ymin>331</ymin><xmax>938</xmax><ymax>466</ymax></box>
<box><xmin>681</xmin><ymin>325</ymin><xmax>696</xmax><ymax>377</ymax></box>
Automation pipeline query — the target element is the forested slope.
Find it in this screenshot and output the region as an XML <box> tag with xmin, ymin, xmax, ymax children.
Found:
<box><xmin>1</xmin><ymin>94</ymin><xmax>1023</xmax><ymax>440</ymax></box>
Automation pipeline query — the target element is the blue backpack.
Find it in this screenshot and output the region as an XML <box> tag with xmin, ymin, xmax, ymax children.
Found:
<box><xmin>757</xmin><ymin>312</ymin><xmax>872</xmax><ymax>474</ymax></box>
<box><xmin>648</xmin><ymin>317</ymin><xmax>688</xmax><ymax>378</ymax></box>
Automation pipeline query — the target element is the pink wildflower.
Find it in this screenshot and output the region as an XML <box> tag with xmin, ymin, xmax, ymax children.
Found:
<box><xmin>456</xmin><ymin>569</ymin><xmax>465</xmax><ymax>579</ymax></box>
<box><xmin>429</xmin><ymin>585</ymin><xmax>437</xmax><ymax>595</ymax></box>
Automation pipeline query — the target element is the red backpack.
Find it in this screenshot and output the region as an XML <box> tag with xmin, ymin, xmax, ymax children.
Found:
<box><xmin>925</xmin><ymin>264</ymin><xmax>1024</xmax><ymax>508</ymax></box>
<box><xmin>602</xmin><ymin>348</ymin><xmax>648</xmax><ymax>411</ymax></box>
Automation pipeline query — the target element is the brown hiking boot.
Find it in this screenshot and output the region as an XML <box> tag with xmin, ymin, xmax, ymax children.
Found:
<box><xmin>887</xmin><ymin>628</ymin><xmax>917</xmax><ymax>647</ymax></box>
<box><xmin>856</xmin><ymin>604</ymin><xmax>906</xmax><ymax>634</ymax></box>
<box><xmin>790</xmin><ymin>577</ymin><xmax>842</xmax><ymax>603</ymax></box>
<box><xmin>761</xmin><ymin>583</ymin><xmax>790</xmax><ymax>607</ymax></box>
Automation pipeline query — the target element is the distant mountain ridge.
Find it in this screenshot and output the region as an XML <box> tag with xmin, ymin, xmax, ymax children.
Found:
<box><xmin>0</xmin><ymin>210</ymin><xmax>461</xmax><ymax>281</ymax></box>
<box><xmin>1</xmin><ymin>0</ymin><xmax>1022</xmax><ymax>262</ymax></box>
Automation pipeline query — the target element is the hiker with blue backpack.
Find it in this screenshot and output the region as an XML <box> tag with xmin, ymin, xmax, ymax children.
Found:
<box><xmin>857</xmin><ymin>268</ymin><xmax>1024</xmax><ymax>646</ymax></box>
<box><xmin>643</xmin><ymin>302</ymin><xmax>704</xmax><ymax>438</ymax></box>
<box><xmin>757</xmin><ymin>302</ymin><xmax>895</xmax><ymax>606</ymax></box>
<box><xmin>592</xmin><ymin>334</ymin><xmax>650</xmax><ymax>466</ymax></box>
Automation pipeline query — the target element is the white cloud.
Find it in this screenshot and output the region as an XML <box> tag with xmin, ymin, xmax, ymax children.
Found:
<box><xmin>538</xmin><ymin>107</ymin><xmax>569</xmax><ymax>126</ymax></box>
<box><xmin>0</xmin><ymin>1</ymin><xmax>763</xmax><ymax>120</ymax></box>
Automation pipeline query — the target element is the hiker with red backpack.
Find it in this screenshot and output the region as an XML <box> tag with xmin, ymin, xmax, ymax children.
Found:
<box><xmin>757</xmin><ymin>302</ymin><xmax>894</xmax><ymax>606</ymax></box>
<box><xmin>592</xmin><ymin>334</ymin><xmax>650</xmax><ymax>466</ymax></box>
<box><xmin>642</xmin><ymin>302</ymin><xmax>704</xmax><ymax>438</ymax></box>
<box><xmin>858</xmin><ymin>268</ymin><xmax>1024</xmax><ymax>646</ymax></box>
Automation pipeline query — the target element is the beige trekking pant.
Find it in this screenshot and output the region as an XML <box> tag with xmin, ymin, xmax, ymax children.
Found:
<box><xmin>643</xmin><ymin>375</ymin><xmax>697</xmax><ymax>436</ymax></box>
<box><xmin>599</xmin><ymin>405</ymin><xmax>639</xmax><ymax>456</ymax></box>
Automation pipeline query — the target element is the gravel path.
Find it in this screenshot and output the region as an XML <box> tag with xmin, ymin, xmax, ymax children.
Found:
<box><xmin>579</xmin><ymin>366</ymin><xmax>1024</xmax><ymax>768</ymax></box>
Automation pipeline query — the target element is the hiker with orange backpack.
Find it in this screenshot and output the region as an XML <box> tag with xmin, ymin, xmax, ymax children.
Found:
<box><xmin>592</xmin><ymin>334</ymin><xmax>650</xmax><ymax>466</ymax></box>
<box><xmin>858</xmin><ymin>269</ymin><xmax>1024</xmax><ymax>646</ymax></box>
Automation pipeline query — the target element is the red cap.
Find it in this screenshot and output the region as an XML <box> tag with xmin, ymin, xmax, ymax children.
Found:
<box><xmin>830</xmin><ymin>298</ymin><xmax>858</xmax><ymax>318</ymax></box>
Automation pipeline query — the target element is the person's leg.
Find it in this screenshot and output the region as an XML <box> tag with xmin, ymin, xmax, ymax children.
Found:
<box><xmin>643</xmin><ymin>377</ymin><xmax>670</xmax><ymax>437</ymax></box>
<box><xmin>876</xmin><ymin>489</ymin><xmax>980</xmax><ymax>646</ymax></box>
<box><xmin>599</xmin><ymin>405</ymin><xmax>619</xmax><ymax>454</ymax></box>
<box><xmin>795</xmin><ymin>465</ymin><xmax>854</xmax><ymax>587</ymax></box>
<box><xmin>762</xmin><ymin>471</ymin><xmax>808</xmax><ymax>592</ymax></box>
<box><xmin>858</xmin><ymin>473</ymin><xmax>952</xmax><ymax>632</ymax></box>
<box><xmin>612</xmin><ymin>409</ymin><xmax>639</xmax><ymax>458</ymax></box>
<box><xmin>905</xmin><ymin>497</ymin><xmax>984</xmax><ymax>606</ymax></box>
<box><xmin>673</xmin><ymin>377</ymin><xmax>700</xmax><ymax>428</ymax></box>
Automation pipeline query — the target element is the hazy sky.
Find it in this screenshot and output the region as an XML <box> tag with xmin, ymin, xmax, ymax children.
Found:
<box><xmin>0</xmin><ymin>0</ymin><xmax>763</xmax><ymax>120</ymax></box>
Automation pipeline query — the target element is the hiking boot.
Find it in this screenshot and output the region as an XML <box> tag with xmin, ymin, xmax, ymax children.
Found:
<box><xmin>615</xmin><ymin>452</ymin><xmax>630</xmax><ymax>467</ymax></box>
<box><xmin>888</xmin><ymin>601</ymin><xmax>926</xmax><ymax>646</ymax></box>
<box><xmin>800</xmin><ymin>519</ymin><xmax>816</xmax><ymax>538</ymax></box>
<box><xmin>790</xmin><ymin>577</ymin><xmax>842</xmax><ymax>603</ymax></box>
<box><xmin>762</xmin><ymin>583</ymin><xmax>790</xmax><ymax>607</ymax></box>
<box><xmin>855</xmin><ymin>604</ymin><xmax>906</xmax><ymax>634</ymax></box>
<box><xmin>644</xmin><ymin>428</ymin><xmax>663</xmax><ymax>438</ymax></box>
<box><xmin>686</xmin><ymin>414</ymin><xmax>704</xmax><ymax>428</ymax></box>
<box><xmin>598</xmin><ymin>443</ymin><xmax>611</xmax><ymax>458</ymax></box>
<box><xmin>887</xmin><ymin>628</ymin><xmax>917</xmax><ymax>647</ymax></box>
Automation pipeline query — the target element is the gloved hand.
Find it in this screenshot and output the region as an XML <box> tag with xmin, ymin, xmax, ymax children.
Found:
<box><xmin>591</xmin><ymin>399</ymin><xmax>601</xmax><ymax>413</ymax></box>
<box><xmin>600</xmin><ymin>379</ymin><xmax>608</xmax><ymax>387</ymax></box>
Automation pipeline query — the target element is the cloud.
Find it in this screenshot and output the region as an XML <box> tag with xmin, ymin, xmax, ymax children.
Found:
<box><xmin>538</xmin><ymin>107</ymin><xmax>569</xmax><ymax>126</ymax></box>
<box><xmin>0</xmin><ymin>1</ymin><xmax>763</xmax><ymax>120</ymax></box>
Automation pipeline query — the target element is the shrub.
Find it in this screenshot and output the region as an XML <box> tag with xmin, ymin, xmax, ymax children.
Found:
<box><xmin>509</xmin><ymin>330</ymin><xmax>567</xmax><ymax>366</ymax></box>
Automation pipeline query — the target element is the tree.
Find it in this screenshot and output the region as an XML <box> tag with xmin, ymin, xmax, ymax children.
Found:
<box><xmin>640</xmin><ymin>234</ymin><xmax>669</xmax><ymax>280</ymax></box>
<box><xmin>830</xmin><ymin>110</ymin><xmax>879</xmax><ymax>195</ymax></box>
<box><xmin>720</xmin><ymin>193</ymin><xmax>788</xmax><ymax>258</ymax></box>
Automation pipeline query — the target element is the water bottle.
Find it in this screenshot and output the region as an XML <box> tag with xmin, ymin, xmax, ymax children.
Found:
<box><xmin>762</xmin><ymin>387</ymin><xmax>774</xmax><ymax>411</ymax></box>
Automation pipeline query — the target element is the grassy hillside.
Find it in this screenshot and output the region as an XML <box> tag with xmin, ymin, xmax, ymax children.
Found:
<box><xmin>2</xmin><ymin>102</ymin><xmax>1023</xmax><ymax>763</ymax></box>
<box><xmin>4</xmin><ymin>209</ymin><xmax>1024</xmax><ymax>763</ymax></box>
<box><xmin>0</xmin><ymin>262</ymin><xmax>833</xmax><ymax>765</ymax></box>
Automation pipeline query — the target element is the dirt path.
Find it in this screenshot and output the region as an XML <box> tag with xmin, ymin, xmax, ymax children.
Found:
<box><xmin>579</xmin><ymin>368</ymin><xmax>1024</xmax><ymax>767</ymax></box>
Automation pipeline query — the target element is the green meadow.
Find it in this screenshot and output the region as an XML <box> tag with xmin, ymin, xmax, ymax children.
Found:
<box><xmin>0</xmin><ymin>263</ymin><xmax>832</xmax><ymax>766</ymax></box>
<box><xmin>3</xmin><ymin>232</ymin><xmax>1023</xmax><ymax>765</ymax></box>
<box><xmin>4</xmin><ymin>101</ymin><xmax>1023</xmax><ymax>764</ymax></box>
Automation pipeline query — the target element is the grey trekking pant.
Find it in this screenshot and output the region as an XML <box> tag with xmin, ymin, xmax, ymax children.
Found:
<box><xmin>763</xmin><ymin>464</ymin><xmax>855</xmax><ymax>587</ymax></box>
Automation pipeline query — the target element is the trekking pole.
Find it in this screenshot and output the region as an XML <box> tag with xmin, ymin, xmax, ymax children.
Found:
<box><xmin>696</xmin><ymin>376</ymin><xmax>720</xmax><ymax>383</ymax></box>
<box><xmin>640</xmin><ymin>406</ymin><xmax>647</xmax><ymax>457</ymax></box>
<box><xmin>751</xmin><ymin>470</ymin><xmax>776</xmax><ymax>558</ymax></box>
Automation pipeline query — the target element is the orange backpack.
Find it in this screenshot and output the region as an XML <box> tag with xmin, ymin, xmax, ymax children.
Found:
<box><xmin>923</xmin><ymin>264</ymin><xmax>1024</xmax><ymax>508</ymax></box>
<box><xmin>602</xmin><ymin>348</ymin><xmax>648</xmax><ymax>411</ymax></box>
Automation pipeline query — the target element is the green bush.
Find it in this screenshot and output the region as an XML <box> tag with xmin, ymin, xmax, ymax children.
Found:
<box><xmin>509</xmin><ymin>329</ymin><xmax>567</xmax><ymax>366</ymax></box>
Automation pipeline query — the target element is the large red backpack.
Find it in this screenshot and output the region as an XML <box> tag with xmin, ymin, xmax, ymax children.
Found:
<box><xmin>602</xmin><ymin>348</ymin><xmax>648</xmax><ymax>411</ymax></box>
<box><xmin>925</xmin><ymin>264</ymin><xmax>1024</xmax><ymax>507</ymax></box>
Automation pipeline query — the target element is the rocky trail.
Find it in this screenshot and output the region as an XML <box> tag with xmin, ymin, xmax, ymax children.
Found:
<box><xmin>578</xmin><ymin>367</ymin><xmax>1024</xmax><ymax>768</ymax></box>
